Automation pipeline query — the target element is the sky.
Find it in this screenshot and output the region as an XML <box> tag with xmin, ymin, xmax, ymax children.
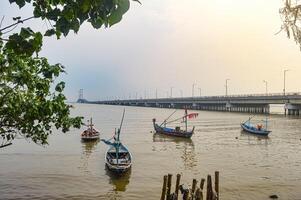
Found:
<box><xmin>1</xmin><ymin>0</ymin><xmax>301</xmax><ymax>101</ymax></box>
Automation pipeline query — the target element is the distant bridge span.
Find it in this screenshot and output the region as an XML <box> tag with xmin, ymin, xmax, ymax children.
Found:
<box><xmin>81</xmin><ymin>92</ymin><xmax>301</xmax><ymax>116</ymax></box>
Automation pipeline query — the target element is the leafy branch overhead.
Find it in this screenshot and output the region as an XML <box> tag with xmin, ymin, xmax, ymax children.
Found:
<box><xmin>9</xmin><ymin>0</ymin><xmax>139</xmax><ymax>37</ymax></box>
<box><xmin>280</xmin><ymin>0</ymin><xmax>301</xmax><ymax>49</ymax></box>
<box><xmin>0</xmin><ymin>0</ymin><xmax>137</xmax><ymax>148</ymax></box>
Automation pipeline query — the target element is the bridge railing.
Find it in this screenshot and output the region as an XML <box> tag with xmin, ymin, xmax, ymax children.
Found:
<box><xmin>99</xmin><ymin>92</ymin><xmax>301</xmax><ymax>103</ymax></box>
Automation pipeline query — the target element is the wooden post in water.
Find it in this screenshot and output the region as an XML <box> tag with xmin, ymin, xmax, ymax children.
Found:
<box><xmin>215</xmin><ymin>171</ymin><xmax>219</xmax><ymax>200</ymax></box>
<box><xmin>195</xmin><ymin>188</ymin><xmax>203</xmax><ymax>200</ymax></box>
<box><xmin>175</xmin><ymin>174</ymin><xmax>181</xmax><ymax>199</ymax></box>
<box><xmin>206</xmin><ymin>175</ymin><xmax>213</xmax><ymax>200</ymax></box>
<box><xmin>161</xmin><ymin>175</ymin><xmax>167</xmax><ymax>200</ymax></box>
<box><xmin>200</xmin><ymin>178</ymin><xmax>205</xmax><ymax>189</ymax></box>
<box><xmin>167</xmin><ymin>174</ymin><xmax>172</xmax><ymax>199</ymax></box>
<box><xmin>192</xmin><ymin>179</ymin><xmax>197</xmax><ymax>195</ymax></box>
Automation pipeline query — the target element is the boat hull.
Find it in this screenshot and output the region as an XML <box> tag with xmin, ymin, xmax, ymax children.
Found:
<box><xmin>81</xmin><ymin>134</ymin><xmax>100</xmax><ymax>141</ymax></box>
<box><xmin>105</xmin><ymin>144</ymin><xmax>132</xmax><ymax>174</ymax></box>
<box><xmin>153</xmin><ymin>123</ymin><xmax>194</xmax><ymax>138</ymax></box>
<box><xmin>105</xmin><ymin>163</ymin><xmax>131</xmax><ymax>174</ymax></box>
<box><xmin>241</xmin><ymin>123</ymin><xmax>271</xmax><ymax>136</ymax></box>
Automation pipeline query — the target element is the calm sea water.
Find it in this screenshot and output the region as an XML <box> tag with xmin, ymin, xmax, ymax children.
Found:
<box><xmin>1</xmin><ymin>104</ymin><xmax>301</xmax><ymax>200</ymax></box>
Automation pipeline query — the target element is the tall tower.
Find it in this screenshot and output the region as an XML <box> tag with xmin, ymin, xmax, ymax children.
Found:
<box><xmin>79</xmin><ymin>89</ymin><xmax>84</xmax><ymax>100</ymax></box>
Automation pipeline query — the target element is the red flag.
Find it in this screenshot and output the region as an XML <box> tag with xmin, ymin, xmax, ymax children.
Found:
<box><xmin>187</xmin><ymin>113</ymin><xmax>198</xmax><ymax>119</ymax></box>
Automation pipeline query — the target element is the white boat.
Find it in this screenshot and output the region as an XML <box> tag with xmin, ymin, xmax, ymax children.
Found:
<box><xmin>104</xmin><ymin>142</ymin><xmax>132</xmax><ymax>173</ymax></box>
<box><xmin>101</xmin><ymin>109</ymin><xmax>132</xmax><ymax>173</ymax></box>
<box><xmin>81</xmin><ymin>118</ymin><xmax>100</xmax><ymax>141</ymax></box>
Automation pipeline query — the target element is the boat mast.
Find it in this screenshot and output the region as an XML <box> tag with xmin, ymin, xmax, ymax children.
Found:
<box><xmin>185</xmin><ymin>108</ymin><xmax>188</xmax><ymax>132</ymax></box>
<box><xmin>90</xmin><ymin>117</ymin><xmax>93</xmax><ymax>130</ymax></box>
<box><xmin>116</xmin><ymin>109</ymin><xmax>125</xmax><ymax>165</ymax></box>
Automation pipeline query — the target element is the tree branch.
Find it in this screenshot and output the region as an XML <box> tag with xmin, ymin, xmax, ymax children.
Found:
<box><xmin>0</xmin><ymin>142</ymin><xmax>12</xmax><ymax>148</ymax></box>
<box><xmin>0</xmin><ymin>16</ymin><xmax>34</xmax><ymax>32</ymax></box>
<box><xmin>0</xmin><ymin>16</ymin><xmax>5</xmax><ymax>28</ymax></box>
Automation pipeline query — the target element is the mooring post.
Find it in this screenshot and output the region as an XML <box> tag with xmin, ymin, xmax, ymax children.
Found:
<box><xmin>192</xmin><ymin>179</ymin><xmax>197</xmax><ymax>195</ymax></box>
<box><xmin>200</xmin><ymin>178</ymin><xmax>205</xmax><ymax>190</ymax></box>
<box><xmin>175</xmin><ymin>174</ymin><xmax>181</xmax><ymax>199</ymax></box>
<box><xmin>167</xmin><ymin>174</ymin><xmax>172</xmax><ymax>199</ymax></box>
<box><xmin>206</xmin><ymin>175</ymin><xmax>212</xmax><ymax>200</ymax></box>
<box><xmin>215</xmin><ymin>171</ymin><xmax>219</xmax><ymax>200</ymax></box>
<box><xmin>161</xmin><ymin>175</ymin><xmax>168</xmax><ymax>200</ymax></box>
<box><xmin>195</xmin><ymin>188</ymin><xmax>203</xmax><ymax>200</ymax></box>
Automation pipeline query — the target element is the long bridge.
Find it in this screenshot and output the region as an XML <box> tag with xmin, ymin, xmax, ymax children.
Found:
<box><xmin>79</xmin><ymin>92</ymin><xmax>301</xmax><ymax>116</ymax></box>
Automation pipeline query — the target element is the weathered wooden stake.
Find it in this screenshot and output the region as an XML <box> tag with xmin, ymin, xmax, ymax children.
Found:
<box><xmin>200</xmin><ymin>178</ymin><xmax>205</xmax><ymax>190</ymax></box>
<box><xmin>175</xmin><ymin>174</ymin><xmax>181</xmax><ymax>199</ymax></box>
<box><xmin>161</xmin><ymin>175</ymin><xmax>167</xmax><ymax>200</ymax></box>
<box><xmin>215</xmin><ymin>171</ymin><xmax>219</xmax><ymax>200</ymax></box>
<box><xmin>167</xmin><ymin>174</ymin><xmax>173</xmax><ymax>199</ymax></box>
<box><xmin>206</xmin><ymin>175</ymin><xmax>212</xmax><ymax>200</ymax></box>
<box><xmin>192</xmin><ymin>178</ymin><xmax>197</xmax><ymax>195</ymax></box>
<box><xmin>195</xmin><ymin>188</ymin><xmax>203</xmax><ymax>200</ymax></box>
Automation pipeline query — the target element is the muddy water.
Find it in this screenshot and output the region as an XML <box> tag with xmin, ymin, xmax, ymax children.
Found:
<box><xmin>1</xmin><ymin>104</ymin><xmax>301</xmax><ymax>199</ymax></box>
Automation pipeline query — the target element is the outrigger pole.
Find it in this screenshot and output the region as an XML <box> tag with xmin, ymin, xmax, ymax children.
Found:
<box><xmin>242</xmin><ymin>115</ymin><xmax>256</xmax><ymax>125</ymax></box>
<box><xmin>160</xmin><ymin>110</ymin><xmax>177</xmax><ymax>127</ymax></box>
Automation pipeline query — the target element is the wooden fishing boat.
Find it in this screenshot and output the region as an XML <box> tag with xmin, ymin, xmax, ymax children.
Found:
<box><xmin>104</xmin><ymin>142</ymin><xmax>132</xmax><ymax>173</ymax></box>
<box><xmin>81</xmin><ymin>118</ymin><xmax>100</xmax><ymax>141</ymax></box>
<box><xmin>241</xmin><ymin>117</ymin><xmax>271</xmax><ymax>136</ymax></box>
<box><xmin>101</xmin><ymin>109</ymin><xmax>132</xmax><ymax>174</ymax></box>
<box><xmin>152</xmin><ymin>109</ymin><xmax>198</xmax><ymax>138</ymax></box>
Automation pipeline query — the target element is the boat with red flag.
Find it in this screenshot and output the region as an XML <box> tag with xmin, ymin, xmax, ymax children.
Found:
<box><xmin>152</xmin><ymin>109</ymin><xmax>198</xmax><ymax>138</ymax></box>
<box><xmin>81</xmin><ymin>118</ymin><xmax>100</xmax><ymax>141</ymax></box>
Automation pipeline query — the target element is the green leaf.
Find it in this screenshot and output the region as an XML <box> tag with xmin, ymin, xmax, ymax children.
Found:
<box><xmin>108</xmin><ymin>0</ymin><xmax>130</xmax><ymax>26</ymax></box>
<box><xmin>20</xmin><ymin>27</ymin><xmax>34</xmax><ymax>38</ymax></box>
<box><xmin>15</xmin><ymin>0</ymin><xmax>26</xmax><ymax>8</ymax></box>
<box><xmin>81</xmin><ymin>0</ymin><xmax>91</xmax><ymax>13</ymax></box>
<box><xmin>55</xmin><ymin>82</ymin><xmax>65</xmax><ymax>92</ymax></box>
<box><xmin>44</xmin><ymin>29</ymin><xmax>56</xmax><ymax>37</ymax></box>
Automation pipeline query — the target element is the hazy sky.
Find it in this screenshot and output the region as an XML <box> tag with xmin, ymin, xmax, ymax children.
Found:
<box><xmin>1</xmin><ymin>0</ymin><xmax>301</xmax><ymax>101</ymax></box>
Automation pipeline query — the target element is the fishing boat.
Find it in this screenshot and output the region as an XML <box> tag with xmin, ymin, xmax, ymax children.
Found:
<box><xmin>81</xmin><ymin>118</ymin><xmax>100</xmax><ymax>141</ymax></box>
<box><xmin>241</xmin><ymin>116</ymin><xmax>271</xmax><ymax>136</ymax></box>
<box><xmin>101</xmin><ymin>110</ymin><xmax>132</xmax><ymax>174</ymax></box>
<box><xmin>152</xmin><ymin>109</ymin><xmax>198</xmax><ymax>138</ymax></box>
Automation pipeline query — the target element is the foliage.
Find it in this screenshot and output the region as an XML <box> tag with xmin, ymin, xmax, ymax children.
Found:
<box><xmin>0</xmin><ymin>0</ymin><xmax>138</xmax><ymax>148</ymax></box>
<box><xmin>280</xmin><ymin>0</ymin><xmax>301</xmax><ymax>50</ymax></box>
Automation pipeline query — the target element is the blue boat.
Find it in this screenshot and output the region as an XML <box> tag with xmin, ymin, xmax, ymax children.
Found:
<box><xmin>241</xmin><ymin>117</ymin><xmax>271</xmax><ymax>136</ymax></box>
<box><xmin>152</xmin><ymin>109</ymin><xmax>197</xmax><ymax>138</ymax></box>
<box><xmin>101</xmin><ymin>109</ymin><xmax>132</xmax><ymax>174</ymax></box>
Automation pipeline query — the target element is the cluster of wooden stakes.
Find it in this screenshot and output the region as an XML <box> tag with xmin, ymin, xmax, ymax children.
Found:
<box><xmin>160</xmin><ymin>171</ymin><xmax>219</xmax><ymax>200</ymax></box>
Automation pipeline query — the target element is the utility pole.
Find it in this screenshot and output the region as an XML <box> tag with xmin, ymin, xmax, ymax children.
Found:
<box><xmin>225</xmin><ymin>79</ymin><xmax>230</xmax><ymax>96</ymax></box>
<box><xmin>170</xmin><ymin>87</ymin><xmax>174</xmax><ymax>98</ymax></box>
<box><xmin>263</xmin><ymin>80</ymin><xmax>268</xmax><ymax>95</ymax></box>
<box><xmin>156</xmin><ymin>88</ymin><xmax>158</xmax><ymax>99</ymax></box>
<box><xmin>192</xmin><ymin>83</ymin><xmax>196</xmax><ymax>97</ymax></box>
<box><xmin>198</xmin><ymin>88</ymin><xmax>202</xmax><ymax>97</ymax></box>
<box><xmin>283</xmin><ymin>69</ymin><xmax>289</xmax><ymax>96</ymax></box>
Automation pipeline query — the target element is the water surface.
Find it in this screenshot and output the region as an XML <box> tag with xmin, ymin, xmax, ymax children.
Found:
<box><xmin>1</xmin><ymin>104</ymin><xmax>301</xmax><ymax>199</ymax></box>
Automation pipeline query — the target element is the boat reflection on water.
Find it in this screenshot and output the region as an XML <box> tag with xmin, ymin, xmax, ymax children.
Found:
<box><xmin>81</xmin><ymin>139</ymin><xmax>100</xmax><ymax>156</ymax></box>
<box><xmin>152</xmin><ymin>133</ymin><xmax>196</xmax><ymax>169</ymax></box>
<box><xmin>240</xmin><ymin>130</ymin><xmax>270</xmax><ymax>146</ymax></box>
<box><xmin>79</xmin><ymin>139</ymin><xmax>99</xmax><ymax>171</ymax></box>
<box><xmin>105</xmin><ymin>166</ymin><xmax>131</xmax><ymax>192</ymax></box>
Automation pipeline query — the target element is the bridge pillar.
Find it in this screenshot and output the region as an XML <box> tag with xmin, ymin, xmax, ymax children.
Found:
<box><xmin>226</xmin><ymin>102</ymin><xmax>232</xmax><ymax>112</ymax></box>
<box><xmin>192</xmin><ymin>103</ymin><xmax>197</xmax><ymax>109</ymax></box>
<box><xmin>285</xmin><ymin>103</ymin><xmax>301</xmax><ymax>116</ymax></box>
